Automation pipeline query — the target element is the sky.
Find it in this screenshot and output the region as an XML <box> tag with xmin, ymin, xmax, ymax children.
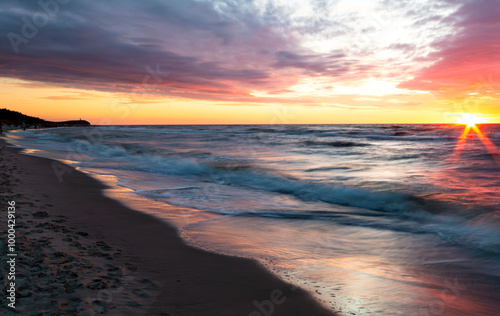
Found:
<box><xmin>0</xmin><ymin>0</ymin><xmax>499</xmax><ymax>124</ymax></box>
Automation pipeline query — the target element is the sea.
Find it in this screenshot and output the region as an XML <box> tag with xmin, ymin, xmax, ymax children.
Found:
<box><xmin>6</xmin><ymin>124</ymin><xmax>500</xmax><ymax>315</ymax></box>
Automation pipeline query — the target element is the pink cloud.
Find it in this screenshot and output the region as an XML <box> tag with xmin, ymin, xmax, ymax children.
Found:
<box><xmin>398</xmin><ymin>0</ymin><xmax>500</xmax><ymax>99</ymax></box>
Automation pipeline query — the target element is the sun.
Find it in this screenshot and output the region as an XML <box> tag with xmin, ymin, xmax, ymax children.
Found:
<box><xmin>451</xmin><ymin>112</ymin><xmax>499</xmax><ymax>165</ymax></box>
<box><xmin>455</xmin><ymin>113</ymin><xmax>488</xmax><ymax>127</ymax></box>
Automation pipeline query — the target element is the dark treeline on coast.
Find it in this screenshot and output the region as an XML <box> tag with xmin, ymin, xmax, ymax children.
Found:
<box><xmin>0</xmin><ymin>108</ymin><xmax>91</xmax><ymax>128</ymax></box>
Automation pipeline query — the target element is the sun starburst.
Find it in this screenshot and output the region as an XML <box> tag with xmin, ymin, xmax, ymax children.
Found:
<box><xmin>451</xmin><ymin>113</ymin><xmax>499</xmax><ymax>165</ymax></box>
<box><xmin>455</xmin><ymin>113</ymin><xmax>488</xmax><ymax>127</ymax></box>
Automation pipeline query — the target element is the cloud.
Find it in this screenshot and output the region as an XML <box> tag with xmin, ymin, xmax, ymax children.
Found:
<box><xmin>0</xmin><ymin>0</ymin><xmax>387</xmax><ymax>102</ymax></box>
<box><xmin>272</xmin><ymin>50</ymin><xmax>354</xmax><ymax>76</ymax></box>
<box><xmin>1</xmin><ymin>0</ymin><xmax>488</xmax><ymax>107</ymax></box>
<box><xmin>40</xmin><ymin>92</ymin><xmax>101</xmax><ymax>101</ymax></box>
<box><xmin>398</xmin><ymin>0</ymin><xmax>500</xmax><ymax>99</ymax></box>
<box><xmin>0</xmin><ymin>0</ymin><xmax>292</xmax><ymax>100</ymax></box>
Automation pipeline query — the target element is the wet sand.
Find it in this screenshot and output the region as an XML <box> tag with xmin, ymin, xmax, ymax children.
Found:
<box><xmin>0</xmin><ymin>138</ymin><xmax>334</xmax><ymax>315</ymax></box>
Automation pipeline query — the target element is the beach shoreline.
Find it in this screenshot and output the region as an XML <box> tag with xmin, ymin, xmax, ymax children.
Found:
<box><xmin>0</xmin><ymin>137</ymin><xmax>335</xmax><ymax>315</ymax></box>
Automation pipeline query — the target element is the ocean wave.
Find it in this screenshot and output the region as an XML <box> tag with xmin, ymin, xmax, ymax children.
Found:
<box><xmin>213</xmin><ymin>209</ymin><xmax>500</xmax><ymax>254</ymax></box>
<box><xmin>14</xmin><ymin>125</ymin><xmax>500</xmax><ymax>255</ymax></box>
<box><xmin>21</xmin><ymin>130</ymin><xmax>73</xmax><ymax>143</ymax></box>
<box><xmin>63</xmin><ymin>136</ymin><xmax>418</xmax><ymax>214</ymax></box>
<box><xmin>305</xmin><ymin>166</ymin><xmax>353</xmax><ymax>172</ymax></box>
<box><xmin>246</xmin><ymin>127</ymin><xmax>280</xmax><ymax>133</ymax></box>
<box><xmin>302</xmin><ymin>140</ymin><xmax>371</xmax><ymax>147</ymax></box>
<box><xmin>394</xmin><ymin>131</ymin><xmax>409</xmax><ymax>136</ymax></box>
<box><xmin>18</xmin><ymin>132</ymin><xmax>425</xmax><ymax>215</ymax></box>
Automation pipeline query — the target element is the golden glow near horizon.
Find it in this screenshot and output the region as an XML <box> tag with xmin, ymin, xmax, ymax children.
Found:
<box><xmin>2</xmin><ymin>78</ymin><xmax>499</xmax><ymax>125</ymax></box>
<box><xmin>455</xmin><ymin>113</ymin><xmax>489</xmax><ymax>127</ymax></box>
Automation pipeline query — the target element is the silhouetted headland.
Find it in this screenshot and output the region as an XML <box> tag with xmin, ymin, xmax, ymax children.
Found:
<box><xmin>0</xmin><ymin>108</ymin><xmax>91</xmax><ymax>129</ymax></box>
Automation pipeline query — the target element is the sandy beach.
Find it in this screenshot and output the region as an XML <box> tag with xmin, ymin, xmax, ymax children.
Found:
<box><xmin>0</xmin><ymin>138</ymin><xmax>334</xmax><ymax>315</ymax></box>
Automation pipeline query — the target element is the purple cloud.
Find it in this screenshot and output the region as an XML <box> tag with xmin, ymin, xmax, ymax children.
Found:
<box><xmin>0</xmin><ymin>0</ymin><xmax>369</xmax><ymax>102</ymax></box>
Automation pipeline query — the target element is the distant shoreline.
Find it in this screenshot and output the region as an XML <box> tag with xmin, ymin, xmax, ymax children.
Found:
<box><xmin>0</xmin><ymin>108</ymin><xmax>91</xmax><ymax>130</ymax></box>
